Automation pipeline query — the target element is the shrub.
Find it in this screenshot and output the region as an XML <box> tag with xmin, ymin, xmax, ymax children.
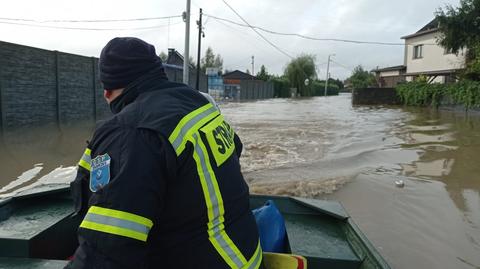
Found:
<box><xmin>396</xmin><ymin>80</ymin><xmax>480</xmax><ymax>109</ymax></box>
<box><xmin>272</xmin><ymin>77</ymin><xmax>291</xmax><ymax>98</ymax></box>
<box><xmin>312</xmin><ymin>81</ymin><xmax>339</xmax><ymax>96</ymax></box>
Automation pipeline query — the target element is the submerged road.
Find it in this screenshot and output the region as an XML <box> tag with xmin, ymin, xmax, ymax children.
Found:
<box><xmin>0</xmin><ymin>93</ymin><xmax>479</xmax><ymax>268</ymax></box>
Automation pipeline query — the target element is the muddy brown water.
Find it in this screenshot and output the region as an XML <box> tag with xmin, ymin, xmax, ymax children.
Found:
<box><xmin>0</xmin><ymin>93</ymin><xmax>479</xmax><ymax>268</ymax></box>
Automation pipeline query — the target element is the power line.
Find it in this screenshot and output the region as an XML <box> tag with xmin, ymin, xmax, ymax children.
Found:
<box><xmin>213</xmin><ymin>15</ymin><xmax>280</xmax><ymax>56</ymax></box>
<box><xmin>205</xmin><ymin>14</ymin><xmax>437</xmax><ymax>46</ymax></box>
<box><xmin>330</xmin><ymin>60</ymin><xmax>354</xmax><ymax>72</ymax></box>
<box><xmin>220</xmin><ymin>0</ymin><xmax>293</xmax><ymax>59</ymax></box>
<box><xmin>0</xmin><ymin>15</ymin><xmax>182</xmax><ymax>23</ymax></box>
<box><xmin>0</xmin><ymin>20</ymin><xmax>183</xmax><ymax>31</ymax></box>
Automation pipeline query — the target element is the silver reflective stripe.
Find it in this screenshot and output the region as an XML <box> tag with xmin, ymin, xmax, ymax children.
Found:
<box><xmin>247</xmin><ymin>245</ymin><xmax>262</xmax><ymax>269</ymax></box>
<box><xmin>84</xmin><ymin>213</ymin><xmax>150</xmax><ymax>235</ymax></box>
<box><xmin>81</xmin><ymin>153</ymin><xmax>91</xmax><ymax>163</ymax></box>
<box><xmin>193</xmin><ymin>133</ymin><xmax>245</xmax><ymax>268</ymax></box>
<box><xmin>172</xmin><ymin>106</ymin><xmax>218</xmax><ymax>151</ymax></box>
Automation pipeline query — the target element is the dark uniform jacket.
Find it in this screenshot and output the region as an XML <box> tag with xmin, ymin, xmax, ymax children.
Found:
<box><xmin>67</xmin><ymin>70</ymin><xmax>263</xmax><ymax>269</ymax></box>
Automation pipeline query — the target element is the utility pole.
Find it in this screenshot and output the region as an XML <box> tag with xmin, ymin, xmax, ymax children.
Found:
<box><xmin>324</xmin><ymin>54</ymin><xmax>335</xmax><ymax>96</ymax></box>
<box><xmin>195</xmin><ymin>8</ymin><xmax>204</xmax><ymax>91</ymax></box>
<box><xmin>183</xmin><ymin>0</ymin><xmax>191</xmax><ymax>85</ymax></box>
<box><xmin>251</xmin><ymin>56</ymin><xmax>255</xmax><ymax>80</ymax></box>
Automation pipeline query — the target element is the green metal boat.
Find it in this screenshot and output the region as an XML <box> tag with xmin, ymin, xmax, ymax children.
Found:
<box><xmin>0</xmin><ymin>185</ymin><xmax>390</xmax><ymax>269</ymax></box>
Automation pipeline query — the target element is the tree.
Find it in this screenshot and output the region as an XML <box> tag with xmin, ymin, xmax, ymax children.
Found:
<box><xmin>201</xmin><ymin>47</ymin><xmax>223</xmax><ymax>73</ymax></box>
<box><xmin>159</xmin><ymin>51</ymin><xmax>168</xmax><ymax>62</ymax></box>
<box><xmin>284</xmin><ymin>54</ymin><xmax>317</xmax><ymax>96</ymax></box>
<box><xmin>214</xmin><ymin>55</ymin><xmax>223</xmax><ymax>72</ymax></box>
<box><xmin>348</xmin><ymin>65</ymin><xmax>377</xmax><ymax>89</ymax></box>
<box><xmin>256</xmin><ymin>65</ymin><xmax>271</xmax><ymax>81</ymax></box>
<box><xmin>189</xmin><ymin>56</ymin><xmax>196</xmax><ymax>69</ymax></box>
<box><xmin>436</xmin><ymin>0</ymin><xmax>480</xmax><ymax>79</ymax></box>
<box><xmin>329</xmin><ymin>78</ymin><xmax>344</xmax><ymax>90</ymax></box>
<box><xmin>246</xmin><ymin>69</ymin><xmax>251</xmax><ymax>75</ymax></box>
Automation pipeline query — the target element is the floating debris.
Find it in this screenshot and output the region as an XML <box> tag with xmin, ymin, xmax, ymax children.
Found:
<box><xmin>394</xmin><ymin>179</ymin><xmax>405</xmax><ymax>188</ymax></box>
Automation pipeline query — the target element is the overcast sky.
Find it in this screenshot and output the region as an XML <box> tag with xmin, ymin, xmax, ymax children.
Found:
<box><xmin>0</xmin><ymin>0</ymin><xmax>459</xmax><ymax>79</ymax></box>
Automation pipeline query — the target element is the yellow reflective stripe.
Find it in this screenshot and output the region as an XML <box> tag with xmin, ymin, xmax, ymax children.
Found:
<box><xmin>192</xmin><ymin>133</ymin><xmax>248</xmax><ymax>268</ymax></box>
<box><xmin>168</xmin><ymin>103</ymin><xmax>220</xmax><ymax>156</ymax></box>
<box><xmin>244</xmin><ymin>241</ymin><xmax>262</xmax><ymax>269</ymax></box>
<box><xmin>200</xmin><ymin>137</ymin><xmax>247</xmax><ymax>265</ymax></box>
<box><xmin>169</xmin><ymin>103</ymin><xmax>212</xmax><ymax>142</ymax></box>
<box><xmin>78</xmin><ymin>159</ymin><xmax>91</xmax><ymax>171</ymax></box>
<box><xmin>80</xmin><ymin>206</ymin><xmax>153</xmax><ymax>242</ymax></box>
<box><xmin>80</xmin><ymin>220</ymin><xmax>148</xmax><ymax>242</ymax></box>
<box><xmin>78</xmin><ymin>148</ymin><xmax>92</xmax><ymax>171</ymax></box>
<box><xmin>88</xmin><ymin>206</ymin><xmax>153</xmax><ymax>228</ymax></box>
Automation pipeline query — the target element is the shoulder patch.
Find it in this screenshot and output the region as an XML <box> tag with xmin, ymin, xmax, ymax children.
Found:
<box><xmin>90</xmin><ymin>153</ymin><xmax>111</xmax><ymax>192</ymax></box>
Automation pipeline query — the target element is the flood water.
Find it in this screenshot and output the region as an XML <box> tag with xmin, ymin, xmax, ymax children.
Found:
<box><xmin>1</xmin><ymin>93</ymin><xmax>479</xmax><ymax>268</ymax></box>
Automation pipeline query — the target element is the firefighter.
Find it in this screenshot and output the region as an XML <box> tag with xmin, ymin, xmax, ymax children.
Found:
<box><xmin>66</xmin><ymin>37</ymin><xmax>263</xmax><ymax>269</ymax></box>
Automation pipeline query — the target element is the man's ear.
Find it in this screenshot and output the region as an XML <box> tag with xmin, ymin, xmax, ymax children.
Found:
<box><xmin>104</xmin><ymin>90</ymin><xmax>112</xmax><ymax>100</ymax></box>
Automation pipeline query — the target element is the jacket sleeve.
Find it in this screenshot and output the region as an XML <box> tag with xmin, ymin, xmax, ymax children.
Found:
<box><xmin>70</xmin><ymin>147</ymin><xmax>93</xmax><ymax>217</ymax></box>
<box><xmin>67</xmin><ymin>128</ymin><xmax>173</xmax><ymax>269</ymax></box>
<box><xmin>234</xmin><ymin>133</ymin><xmax>243</xmax><ymax>159</ymax></box>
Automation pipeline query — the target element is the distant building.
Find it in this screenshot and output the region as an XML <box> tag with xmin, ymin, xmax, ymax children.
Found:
<box><xmin>164</xmin><ymin>48</ymin><xmax>208</xmax><ymax>92</ymax></box>
<box><xmin>401</xmin><ymin>19</ymin><xmax>466</xmax><ymax>83</ymax></box>
<box><xmin>206</xmin><ymin>68</ymin><xmax>224</xmax><ymax>99</ymax></box>
<box><xmin>222</xmin><ymin>70</ymin><xmax>256</xmax><ymax>99</ymax></box>
<box><xmin>373</xmin><ymin>65</ymin><xmax>406</xmax><ymax>88</ymax></box>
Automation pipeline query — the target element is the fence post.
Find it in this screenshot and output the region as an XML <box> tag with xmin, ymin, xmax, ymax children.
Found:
<box><xmin>54</xmin><ymin>51</ymin><xmax>61</xmax><ymax>128</ymax></box>
<box><xmin>92</xmin><ymin>57</ymin><xmax>97</xmax><ymax>122</ymax></box>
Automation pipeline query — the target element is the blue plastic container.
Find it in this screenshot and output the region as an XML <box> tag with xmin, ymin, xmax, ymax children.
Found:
<box><xmin>252</xmin><ymin>200</ymin><xmax>287</xmax><ymax>253</ymax></box>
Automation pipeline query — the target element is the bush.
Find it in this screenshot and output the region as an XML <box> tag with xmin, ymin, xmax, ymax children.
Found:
<box><xmin>272</xmin><ymin>77</ymin><xmax>291</xmax><ymax>98</ymax></box>
<box><xmin>312</xmin><ymin>81</ymin><xmax>339</xmax><ymax>96</ymax></box>
<box><xmin>396</xmin><ymin>80</ymin><xmax>480</xmax><ymax>109</ymax></box>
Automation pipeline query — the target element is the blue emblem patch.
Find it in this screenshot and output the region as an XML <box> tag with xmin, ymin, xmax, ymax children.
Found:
<box><xmin>90</xmin><ymin>153</ymin><xmax>111</xmax><ymax>192</ymax></box>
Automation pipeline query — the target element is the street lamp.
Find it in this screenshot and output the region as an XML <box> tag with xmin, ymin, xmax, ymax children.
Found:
<box><xmin>325</xmin><ymin>54</ymin><xmax>335</xmax><ymax>97</ymax></box>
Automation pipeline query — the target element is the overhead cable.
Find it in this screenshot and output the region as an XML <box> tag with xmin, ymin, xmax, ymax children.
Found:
<box><xmin>205</xmin><ymin>14</ymin><xmax>437</xmax><ymax>46</ymax></box>
<box><xmin>220</xmin><ymin>0</ymin><xmax>293</xmax><ymax>59</ymax></box>
<box><xmin>0</xmin><ymin>20</ymin><xmax>183</xmax><ymax>31</ymax></box>
<box><xmin>0</xmin><ymin>15</ymin><xmax>182</xmax><ymax>23</ymax></box>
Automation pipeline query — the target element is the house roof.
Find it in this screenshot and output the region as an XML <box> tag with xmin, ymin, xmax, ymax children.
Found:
<box><xmin>372</xmin><ymin>65</ymin><xmax>406</xmax><ymax>73</ymax></box>
<box><xmin>166</xmin><ymin>48</ymin><xmax>195</xmax><ymax>69</ymax></box>
<box><xmin>223</xmin><ymin>70</ymin><xmax>256</xmax><ymax>80</ymax></box>
<box><xmin>401</xmin><ymin>18</ymin><xmax>439</xmax><ymax>39</ymax></box>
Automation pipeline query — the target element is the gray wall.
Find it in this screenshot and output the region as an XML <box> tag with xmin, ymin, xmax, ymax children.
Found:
<box><xmin>0</xmin><ymin>41</ymin><xmax>110</xmax><ymax>131</ymax></box>
<box><xmin>239</xmin><ymin>80</ymin><xmax>274</xmax><ymax>101</ymax></box>
<box><xmin>0</xmin><ymin>41</ymin><xmax>203</xmax><ymax>131</ymax></box>
<box><xmin>352</xmin><ymin>88</ymin><xmax>402</xmax><ymax>105</ymax></box>
<box><xmin>165</xmin><ymin>67</ymin><xmax>207</xmax><ymax>93</ymax></box>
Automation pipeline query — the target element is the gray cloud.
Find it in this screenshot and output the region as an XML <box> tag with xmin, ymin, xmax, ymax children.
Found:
<box><xmin>0</xmin><ymin>0</ymin><xmax>459</xmax><ymax>79</ymax></box>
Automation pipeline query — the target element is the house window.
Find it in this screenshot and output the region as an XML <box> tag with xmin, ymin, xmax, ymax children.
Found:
<box><xmin>413</xmin><ymin>45</ymin><xmax>423</xmax><ymax>59</ymax></box>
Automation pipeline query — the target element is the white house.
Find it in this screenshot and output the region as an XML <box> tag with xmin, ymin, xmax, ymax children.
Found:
<box><xmin>401</xmin><ymin>19</ymin><xmax>466</xmax><ymax>83</ymax></box>
<box><xmin>374</xmin><ymin>19</ymin><xmax>466</xmax><ymax>86</ymax></box>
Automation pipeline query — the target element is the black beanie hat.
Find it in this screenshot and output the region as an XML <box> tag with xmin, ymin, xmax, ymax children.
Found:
<box><xmin>99</xmin><ymin>37</ymin><xmax>164</xmax><ymax>90</ymax></box>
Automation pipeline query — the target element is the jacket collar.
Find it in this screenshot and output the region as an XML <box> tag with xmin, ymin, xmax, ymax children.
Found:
<box><xmin>109</xmin><ymin>67</ymin><xmax>168</xmax><ymax>114</ymax></box>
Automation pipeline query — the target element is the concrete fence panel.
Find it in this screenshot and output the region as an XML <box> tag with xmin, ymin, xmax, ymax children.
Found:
<box><xmin>57</xmin><ymin>52</ymin><xmax>95</xmax><ymax>125</ymax></box>
<box><xmin>0</xmin><ymin>42</ymin><xmax>57</xmax><ymax>129</ymax></box>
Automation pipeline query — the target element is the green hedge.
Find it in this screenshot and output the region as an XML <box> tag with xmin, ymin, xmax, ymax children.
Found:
<box><xmin>396</xmin><ymin>80</ymin><xmax>480</xmax><ymax>108</ymax></box>
<box><xmin>312</xmin><ymin>81</ymin><xmax>339</xmax><ymax>96</ymax></box>
<box><xmin>272</xmin><ymin>78</ymin><xmax>291</xmax><ymax>98</ymax></box>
